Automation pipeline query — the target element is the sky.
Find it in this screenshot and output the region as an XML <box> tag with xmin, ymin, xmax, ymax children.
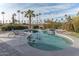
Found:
<box><xmin>0</xmin><ymin>3</ymin><xmax>79</xmax><ymax>23</ymax></box>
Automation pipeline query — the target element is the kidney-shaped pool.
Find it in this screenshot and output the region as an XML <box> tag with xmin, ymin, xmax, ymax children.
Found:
<box><xmin>27</xmin><ymin>30</ymin><xmax>72</xmax><ymax>51</ymax></box>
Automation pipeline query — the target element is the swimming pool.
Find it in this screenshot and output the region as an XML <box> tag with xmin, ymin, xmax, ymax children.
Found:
<box><xmin>28</xmin><ymin>30</ymin><xmax>72</xmax><ymax>51</ymax></box>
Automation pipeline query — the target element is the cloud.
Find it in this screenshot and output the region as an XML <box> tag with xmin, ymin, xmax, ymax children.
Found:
<box><xmin>0</xmin><ymin>3</ymin><xmax>78</xmax><ymax>23</ymax></box>
<box><xmin>22</xmin><ymin>3</ymin><xmax>74</xmax><ymax>14</ymax></box>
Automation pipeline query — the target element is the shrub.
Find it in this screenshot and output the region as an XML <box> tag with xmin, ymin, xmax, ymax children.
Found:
<box><xmin>33</xmin><ymin>25</ymin><xmax>39</xmax><ymax>29</ymax></box>
<box><xmin>75</xmin><ymin>28</ymin><xmax>79</xmax><ymax>33</ymax></box>
<box><xmin>1</xmin><ymin>24</ymin><xmax>28</xmax><ymax>31</ymax></box>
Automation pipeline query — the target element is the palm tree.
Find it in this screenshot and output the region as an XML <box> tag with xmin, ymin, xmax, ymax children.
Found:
<box><xmin>64</xmin><ymin>14</ymin><xmax>72</xmax><ymax>22</ymax></box>
<box><xmin>61</xmin><ymin>18</ymin><xmax>63</xmax><ymax>21</ymax></box>
<box><xmin>12</xmin><ymin>13</ymin><xmax>16</xmax><ymax>24</ymax></box>
<box><xmin>64</xmin><ymin>14</ymin><xmax>75</xmax><ymax>31</ymax></box>
<box><xmin>24</xmin><ymin>9</ymin><xmax>35</xmax><ymax>29</ymax></box>
<box><xmin>21</xmin><ymin>12</ymin><xmax>24</xmax><ymax>24</ymax></box>
<box><xmin>6</xmin><ymin>20</ymin><xmax>8</xmax><ymax>23</ymax></box>
<box><xmin>36</xmin><ymin>14</ymin><xmax>39</xmax><ymax>24</ymax></box>
<box><xmin>22</xmin><ymin>20</ymin><xmax>24</xmax><ymax>24</ymax></box>
<box><xmin>77</xmin><ymin>11</ymin><xmax>79</xmax><ymax>16</ymax></box>
<box><xmin>1</xmin><ymin>12</ymin><xmax>5</xmax><ymax>24</ymax></box>
<box><xmin>36</xmin><ymin>13</ymin><xmax>41</xmax><ymax>25</ymax></box>
<box><xmin>38</xmin><ymin>13</ymin><xmax>41</xmax><ymax>24</ymax></box>
<box><xmin>65</xmin><ymin>14</ymin><xmax>73</xmax><ymax>22</ymax></box>
<box><xmin>17</xmin><ymin>10</ymin><xmax>20</xmax><ymax>24</ymax></box>
<box><xmin>9</xmin><ymin>20</ymin><xmax>11</xmax><ymax>23</ymax></box>
<box><xmin>55</xmin><ymin>19</ymin><xmax>58</xmax><ymax>22</ymax></box>
<box><xmin>52</xmin><ymin>18</ymin><xmax>54</xmax><ymax>21</ymax></box>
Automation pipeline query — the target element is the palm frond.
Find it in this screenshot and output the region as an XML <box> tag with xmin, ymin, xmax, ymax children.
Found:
<box><xmin>32</xmin><ymin>14</ymin><xmax>35</xmax><ymax>17</ymax></box>
<box><xmin>17</xmin><ymin>10</ymin><xmax>20</xmax><ymax>13</ymax></box>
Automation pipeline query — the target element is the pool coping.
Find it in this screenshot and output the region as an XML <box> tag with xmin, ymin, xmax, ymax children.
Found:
<box><xmin>55</xmin><ymin>32</ymin><xmax>74</xmax><ymax>46</ymax></box>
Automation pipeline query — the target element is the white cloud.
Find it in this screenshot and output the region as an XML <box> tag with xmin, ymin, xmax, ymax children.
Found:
<box><xmin>0</xmin><ymin>3</ymin><xmax>78</xmax><ymax>23</ymax></box>
<box><xmin>22</xmin><ymin>3</ymin><xmax>74</xmax><ymax>14</ymax></box>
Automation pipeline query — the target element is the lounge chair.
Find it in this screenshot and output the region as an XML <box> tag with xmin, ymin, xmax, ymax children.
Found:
<box><xmin>8</xmin><ymin>30</ymin><xmax>28</xmax><ymax>37</ymax></box>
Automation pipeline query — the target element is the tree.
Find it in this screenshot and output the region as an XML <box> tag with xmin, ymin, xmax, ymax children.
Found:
<box><xmin>61</xmin><ymin>18</ymin><xmax>63</xmax><ymax>21</ymax></box>
<box><xmin>1</xmin><ymin>12</ymin><xmax>5</xmax><ymax>24</ymax></box>
<box><xmin>72</xmin><ymin>16</ymin><xmax>79</xmax><ymax>32</ymax></box>
<box><xmin>43</xmin><ymin>19</ymin><xmax>55</xmax><ymax>29</ymax></box>
<box><xmin>6</xmin><ymin>20</ymin><xmax>8</xmax><ymax>23</ymax></box>
<box><xmin>64</xmin><ymin>14</ymin><xmax>75</xmax><ymax>31</ymax></box>
<box><xmin>55</xmin><ymin>19</ymin><xmax>58</xmax><ymax>22</ymax></box>
<box><xmin>9</xmin><ymin>20</ymin><xmax>11</xmax><ymax>23</ymax></box>
<box><xmin>12</xmin><ymin>13</ymin><xmax>16</xmax><ymax>24</ymax></box>
<box><xmin>21</xmin><ymin>12</ymin><xmax>24</xmax><ymax>24</ymax></box>
<box><xmin>77</xmin><ymin>11</ymin><xmax>79</xmax><ymax>16</ymax></box>
<box><xmin>17</xmin><ymin>10</ymin><xmax>20</xmax><ymax>24</ymax></box>
<box><xmin>36</xmin><ymin>13</ymin><xmax>41</xmax><ymax>24</ymax></box>
<box><xmin>36</xmin><ymin>14</ymin><xmax>39</xmax><ymax>24</ymax></box>
<box><xmin>24</xmin><ymin>9</ymin><xmax>35</xmax><ymax>29</ymax></box>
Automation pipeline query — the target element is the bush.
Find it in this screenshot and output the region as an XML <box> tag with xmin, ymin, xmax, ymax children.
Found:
<box><xmin>75</xmin><ymin>28</ymin><xmax>79</xmax><ymax>33</ymax></box>
<box><xmin>1</xmin><ymin>24</ymin><xmax>28</xmax><ymax>31</ymax></box>
<box><xmin>33</xmin><ymin>25</ymin><xmax>39</xmax><ymax>29</ymax></box>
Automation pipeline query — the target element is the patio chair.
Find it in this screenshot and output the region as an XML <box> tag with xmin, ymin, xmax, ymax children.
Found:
<box><xmin>8</xmin><ymin>30</ymin><xmax>28</xmax><ymax>37</ymax></box>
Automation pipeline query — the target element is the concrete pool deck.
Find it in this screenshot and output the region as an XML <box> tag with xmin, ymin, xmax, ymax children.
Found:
<box><xmin>0</xmin><ymin>31</ymin><xmax>79</xmax><ymax>56</ymax></box>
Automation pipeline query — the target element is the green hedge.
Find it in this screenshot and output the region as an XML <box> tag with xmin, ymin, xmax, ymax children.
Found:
<box><xmin>1</xmin><ymin>24</ymin><xmax>28</xmax><ymax>31</ymax></box>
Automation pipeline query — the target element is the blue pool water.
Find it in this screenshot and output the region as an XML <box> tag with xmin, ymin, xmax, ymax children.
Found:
<box><xmin>28</xmin><ymin>31</ymin><xmax>72</xmax><ymax>51</ymax></box>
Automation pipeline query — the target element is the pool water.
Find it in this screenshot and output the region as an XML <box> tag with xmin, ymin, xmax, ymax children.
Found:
<box><xmin>28</xmin><ymin>31</ymin><xmax>72</xmax><ymax>51</ymax></box>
